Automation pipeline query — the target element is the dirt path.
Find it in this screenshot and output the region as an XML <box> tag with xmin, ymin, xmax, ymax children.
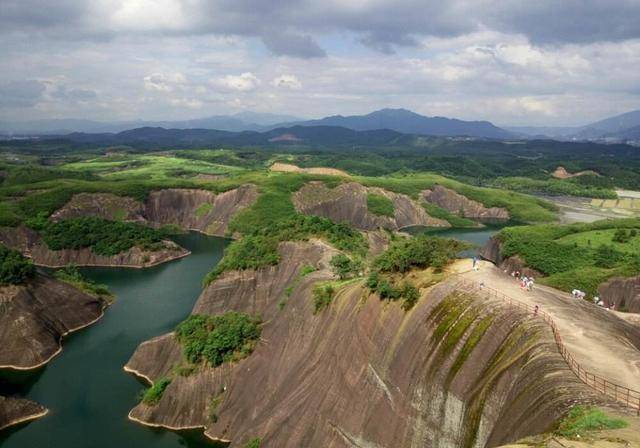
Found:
<box><xmin>449</xmin><ymin>260</ymin><xmax>640</xmax><ymax>393</ymax></box>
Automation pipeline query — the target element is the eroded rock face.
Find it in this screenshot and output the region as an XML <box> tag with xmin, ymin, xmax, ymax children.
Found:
<box><xmin>145</xmin><ymin>185</ymin><xmax>258</xmax><ymax>236</ymax></box>
<box><xmin>51</xmin><ymin>192</ymin><xmax>145</xmax><ymax>222</ymax></box>
<box><xmin>599</xmin><ymin>276</ymin><xmax>640</xmax><ymax>313</ymax></box>
<box><xmin>126</xmin><ymin>241</ymin><xmax>599</xmax><ymax>448</ymax></box>
<box><xmin>0</xmin><ymin>225</ymin><xmax>189</xmax><ymax>268</ymax></box>
<box><xmin>422</xmin><ymin>185</ymin><xmax>510</xmax><ymax>220</ymax></box>
<box><xmin>0</xmin><ymin>396</ymin><xmax>47</xmax><ymax>431</ymax></box>
<box><xmin>293</xmin><ymin>181</ymin><xmax>449</xmax><ymax>231</ymax></box>
<box><xmin>0</xmin><ymin>273</ymin><xmax>106</xmax><ymax>369</ymax></box>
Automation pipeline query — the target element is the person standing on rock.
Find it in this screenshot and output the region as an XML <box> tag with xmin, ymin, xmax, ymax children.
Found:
<box><xmin>472</xmin><ymin>255</ymin><xmax>478</xmax><ymax>271</ymax></box>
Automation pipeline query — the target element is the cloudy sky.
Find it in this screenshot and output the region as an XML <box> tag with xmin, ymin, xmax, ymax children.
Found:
<box><xmin>1</xmin><ymin>0</ymin><xmax>640</xmax><ymax>126</ymax></box>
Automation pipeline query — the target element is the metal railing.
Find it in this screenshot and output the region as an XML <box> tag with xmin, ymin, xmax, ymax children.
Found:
<box><xmin>457</xmin><ymin>278</ymin><xmax>640</xmax><ymax>414</ymax></box>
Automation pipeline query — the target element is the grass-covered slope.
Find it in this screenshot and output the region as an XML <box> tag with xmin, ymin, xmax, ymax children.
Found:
<box><xmin>496</xmin><ymin>218</ymin><xmax>640</xmax><ymax>295</ymax></box>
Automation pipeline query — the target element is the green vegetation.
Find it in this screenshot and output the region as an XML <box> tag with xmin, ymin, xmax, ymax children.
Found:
<box><xmin>497</xmin><ymin>218</ymin><xmax>640</xmax><ymax>295</ymax></box>
<box><xmin>243</xmin><ymin>438</ymin><xmax>261</xmax><ymax>448</ymax></box>
<box><xmin>142</xmin><ymin>377</ymin><xmax>172</xmax><ymax>406</ymax></box>
<box><xmin>175</xmin><ymin>312</ymin><xmax>261</xmax><ymax>367</ymax></box>
<box><xmin>357</xmin><ymin>173</ymin><xmax>557</xmax><ymax>223</ymax></box>
<box><xmin>555</xmin><ymin>406</ymin><xmax>627</xmax><ymax>438</ymax></box>
<box><xmin>30</xmin><ymin>216</ymin><xmax>169</xmax><ymax>256</ymax></box>
<box><xmin>205</xmin><ymin>214</ymin><xmax>367</xmax><ymax>284</ymax></box>
<box><xmin>421</xmin><ymin>202</ymin><xmax>477</xmax><ymax>227</ymax></box>
<box><xmin>0</xmin><ymin>243</ymin><xmax>35</xmax><ymax>285</ymax></box>
<box><xmin>329</xmin><ymin>254</ymin><xmax>363</xmax><ymax>279</ymax></box>
<box><xmin>53</xmin><ymin>265</ymin><xmax>113</xmax><ymax>299</ymax></box>
<box><xmin>373</xmin><ymin>234</ymin><xmax>471</xmax><ymax>273</ymax></box>
<box><xmin>366</xmin><ymin>193</ymin><xmax>395</xmax><ymax>217</ymax></box>
<box><xmin>313</xmin><ymin>282</ymin><xmax>336</xmax><ymax>313</ymax></box>
<box><xmin>195</xmin><ymin>202</ymin><xmax>213</xmax><ymax>217</ymax></box>
<box><xmin>491</xmin><ymin>176</ymin><xmax>617</xmax><ymax>199</ymax></box>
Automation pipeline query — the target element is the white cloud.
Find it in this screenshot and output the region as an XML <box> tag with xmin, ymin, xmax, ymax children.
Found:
<box><xmin>214</xmin><ymin>72</ymin><xmax>260</xmax><ymax>92</ymax></box>
<box><xmin>271</xmin><ymin>74</ymin><xmax>302</xmax><ymax>90</ymax></box>
<box><xmin>143</xmin><ymin>72</ymin><xmax>186</xmax><ymax>92</ymax></box>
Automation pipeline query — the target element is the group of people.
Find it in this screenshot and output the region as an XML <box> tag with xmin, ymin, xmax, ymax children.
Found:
<box><xmin>510</xmin><ymin>270</ymin><xmax>535</xmax><ymax>291</ymax></box>
<box><xmin>572</xmin><ymin>290</ymin><xmax>615</xmax><ymax>310</ymax></box>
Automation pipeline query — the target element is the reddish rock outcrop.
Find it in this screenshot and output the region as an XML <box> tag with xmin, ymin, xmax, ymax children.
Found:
<box><xmin>293</xmin><ymin>181</ymin><xmax>448</xmax><ymax>231</ymax></box>
<box><xmin>0</xmin><ymin>396</ymin><xmax>47</xmax><ymax>431</ymax></box>
<box><xmin>0</xmin><ymin>225</ymin><xmax>189</xmax><ymax>268</ymax></box>
<box><xmin>480</xmin><ymin>237</ymin><xmax>541</xmax><ymax>277</ymax></box>
<box><xmin>0</xmin><ymin>273</ymin><xmax>106</xmax><ymax>370</ymax></box>
<box><xmin>145</xmin><ymin>185</ymin><xmax>258</xmax><ymax>236</ymax></box>
<box><xmin>599</xmin><ymin>276</ymin><xmax>640</xmax><ymax>313</ymax></box>
<box><xmin>51</xmin><ymin>192</ymin><xmax>145</xmax><ymax>222</ymax></box>
<box><xmin>422</xmin><ymin>185</ymin><xmax>510</xmax><ymax>220</ymax></box>
<box><xmin>126</xmin><ymin>241</ymin><xmax>601</xmax><ymax>448</ymax></box>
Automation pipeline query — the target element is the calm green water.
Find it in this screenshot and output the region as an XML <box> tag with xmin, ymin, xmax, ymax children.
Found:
<box><xmin>405</xmin><ymin>225</ymin><xmax>502</xmax><ymax>257</ymax></box>
<box><xmin>0</xmin><ymin>233</ymin><xmax>227</xmax><ymax>448</ymax></box>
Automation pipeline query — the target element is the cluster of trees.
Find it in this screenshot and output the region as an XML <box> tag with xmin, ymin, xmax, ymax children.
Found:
<box><xmin>373</xmin><ymin>234</ymin><xmax>470</xmax><ymax>273</ymax></box>
<box><xmin>53</xmin><ymin>265</ymin><xmax>112</xmax><ymax>298</ymax></box>
<box><xmin>365</xmin><ymin>272</ymin><xmax>420</xmax><ymax>310</ymax></box>
<box><xmin>612</xmin><ymin>228</ymin><xmax>637</xmax><ymax>243</ymax></box>
<box><xmin>206</xmin><ymin>214</ymin><xmax>367</xmax><ymax>284</ymax></box>
<box><xmin>142</xmin><ymin>377</ymin><xmax>172</xmax><ymax>406</ymax></box>
<box><xmin>29</xmin><ymin>216</ymin><xmax>169</xmax><ymax>256</ymax></box>
<box><xmin>175</xmin><ymin>312</ymin><xmax>261</xmax><ymax>367</ymax></box>
<box><xmin>0</xmin><ymin>244</ymin><xmax>35</xmax><ymax>285</ymax></box>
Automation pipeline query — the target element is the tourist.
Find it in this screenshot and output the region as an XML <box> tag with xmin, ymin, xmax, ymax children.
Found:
<box><xmin>472</xmin><ymin>255</ymin><xmax>478</xmax><ymax>271</ymax></box>
<box><xmin>534</xmin><ymin>305</ymin><xmax>539</xmax><ymax>315</ymax></box>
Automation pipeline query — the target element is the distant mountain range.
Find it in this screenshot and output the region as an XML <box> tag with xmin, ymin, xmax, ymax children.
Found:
<box><xmin>3</xmin><ymin>107</ymin><xmax>640</xmax><ymax>142</ymax></box>
<box><xmin>1</xmin><ymin>108</ymin><xmax>513</xmax><ymax>139</ymax></box>
<box><xmin>280</xmin><ymin>108</ymin><xmax>512</xmax><ymax>139</ymax></box>
<box><xmin>507</xmin><ymin>109</ymin><xmax>640</xmax><ymax>141</ymax></box>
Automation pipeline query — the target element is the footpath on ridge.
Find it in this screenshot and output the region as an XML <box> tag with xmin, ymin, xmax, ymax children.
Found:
<box><xmin>449</xmin><ymin>260</ymin><xmax>640</xmax><ymax>402</ymax></box>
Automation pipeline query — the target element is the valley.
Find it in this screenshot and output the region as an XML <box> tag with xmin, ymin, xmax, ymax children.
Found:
<box><xmin>0</xmin><ymin>144</ymin><xmax>639</xmax><ymax>448</ymax></box>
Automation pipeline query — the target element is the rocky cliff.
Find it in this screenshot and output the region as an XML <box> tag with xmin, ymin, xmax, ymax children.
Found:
<box><xmin>0</xmin><ymin>225</ymin><xmax>189</xmax><ymax>268</ymax></box>
<box><xmin>0</xmin><ymin>396</ymin><xmax>47</xmax><ymax>432</ymax></box>
<box><xmin>50</xmin><ymin>192</ymin><xmax>146</xmax><ymax>222</ymax></box>
<box><xmin>52</xmin><ymin>185</ymin><xmax>259</xmax><ymax>237</ymax></box>
<box><xmin>293</xmin><ymin>181</ymin><xmax>449</xmax><ymax>231</ymax></box>
<box><xmin>422</xmin><ymin>186</ymin><xmax>510</xmax><ymax>220</ymax></box>
<box><xmin>0</xmin><ymin>272</ymin><xmax>106</xmax><ymax>370</ymax></box>
<box><xmin>125</xmin><ymin>241</ymin><xmax>602</xmax><ymax>448</ymax></box>
<box><xmin>599</xmin><ymin>276</ymin><xmax>640</xmax><ymax>313</ymax></box>
<box><xmin>479</xmin><ymin>237</ymin><xmax>541</xmax><ymax>278</ymax></box>
<box><xmin>144</xmin><ymin>185</ymin><xmax>258</xmax><ymax>236</ymax></box>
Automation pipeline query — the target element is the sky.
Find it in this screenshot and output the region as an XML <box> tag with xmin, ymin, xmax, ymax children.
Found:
<box><xmin>1</xmin><ymin>0</ymin><xmax>640</xmax><ymax>126</ymax></box>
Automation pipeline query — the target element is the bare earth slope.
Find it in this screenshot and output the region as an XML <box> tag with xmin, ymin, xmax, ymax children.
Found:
<box><xmin>0</xmin><ymin>272</ymin><xmax>106</xmax><ymax>370</ymax></box>
<box><xmin>293</xmin><ymin>181</ymin><xmax>449</xmax><ymax>230</ymax></box>
<box><xmin>126</xmin><ymin>242</ymin><xmax>605</xmax><ymax>448</ymax></box>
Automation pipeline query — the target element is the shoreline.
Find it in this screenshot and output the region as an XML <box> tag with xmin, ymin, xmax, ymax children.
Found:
<box><xmin>127</xmin><ymin>412</ymin><xmax>231</xmax><ymax>444</ymax></box>
<box><xmin>0</xmin><ymin>408</ymin><xmax>49</xmax><ymax>432</ymax></box>
<box><xmin>29</xmin><ymin>248</ymin><xmax>192</xmax><ymax>270</ymax></box>
<box><xmin>0</xmin><ymin>301</ymin><xmax>107</xmax><ymax>371</ymax></box>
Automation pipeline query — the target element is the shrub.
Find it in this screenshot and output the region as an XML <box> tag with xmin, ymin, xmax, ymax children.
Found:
<box><xmin>555</xmin><ymin>406</ymin><xmax>627</xmax><ymax>438</ymax></box>
<box><xmin>313</xmin><ymin>283</ymin><xmax>335</xmax><ymax>313</ymax></box>
<box><xmin>594</xmin><ymin>245</ymin><xmax>622</xmax><ymax>268</ymax></box>
<box><xmin>612</xmin><ymin>228</ymin><xmax>630</xmax><ymax>243</ymax></box>
<box><xmin>205</xmin><ymin>214</ymin><xmax>367</xmax><ymax>285</ymax></box>
<box><xmin>142</xmin><ymin>377</ymin><xmax>171</xmax><ymax>406</ymax></box>
<box><xmin>374</xmin><ymin>235</ymin><xmax>470</xmax><ymax>273</ymax></box>
<box><xmin>0</xmin><ymin>244</ymin><xmax>35</xmax><ymax>285</ymax></box>
<box><xmin>329</xmin><ymin>254</ymin><xmax>363</xmax><ymax>279</ymax></box>
<box><xmin>35</xmin><ymin>217</ymin><xmax>169</xmax><ymax>256</ymax></box>
<box><xmin>244</xmin><ymin>438</ymin><xmax>261</xmax><ymax>448</ymax></box>
<box><xmin>175</xmin><ymin>312</ymin><xmax>261</xmax><ymax>367</ymax></box>
<box><xmin>401</xmin><ymin>283</ymin><xmax>420</xmax><ymax>310</ymax></box>
<box><xmin>53</xmin><ymin>265</ymin><xmax>112</xmax><ymax>298</ymax></box>
<box><xmin>366</xmin><ymin>193</ymin><xmax>395</xmax><ymax>217</ymax></box>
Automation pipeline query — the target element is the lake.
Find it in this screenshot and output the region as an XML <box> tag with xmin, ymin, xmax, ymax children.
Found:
<box><xmin>0</xmin><ymin>232</ymin><xmax>227</xmax><ymax>448</ymax></box>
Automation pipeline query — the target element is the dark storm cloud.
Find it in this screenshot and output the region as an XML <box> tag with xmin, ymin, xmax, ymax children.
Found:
<box><xmin>2</xmin><ymin>1</ymin><xmax>639</xmax><ymax>56</ymax></box>
<box><xmin>0</xmin><ymin>80</ymin><xmax>46</xmax><ymax>107</ymax></box>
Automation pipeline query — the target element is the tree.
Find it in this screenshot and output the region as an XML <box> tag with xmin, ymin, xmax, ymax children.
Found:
<box><xmin>329</xmin><ymin>254</ymin><xmax>362</xmax><ymax>279</ymax></box>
